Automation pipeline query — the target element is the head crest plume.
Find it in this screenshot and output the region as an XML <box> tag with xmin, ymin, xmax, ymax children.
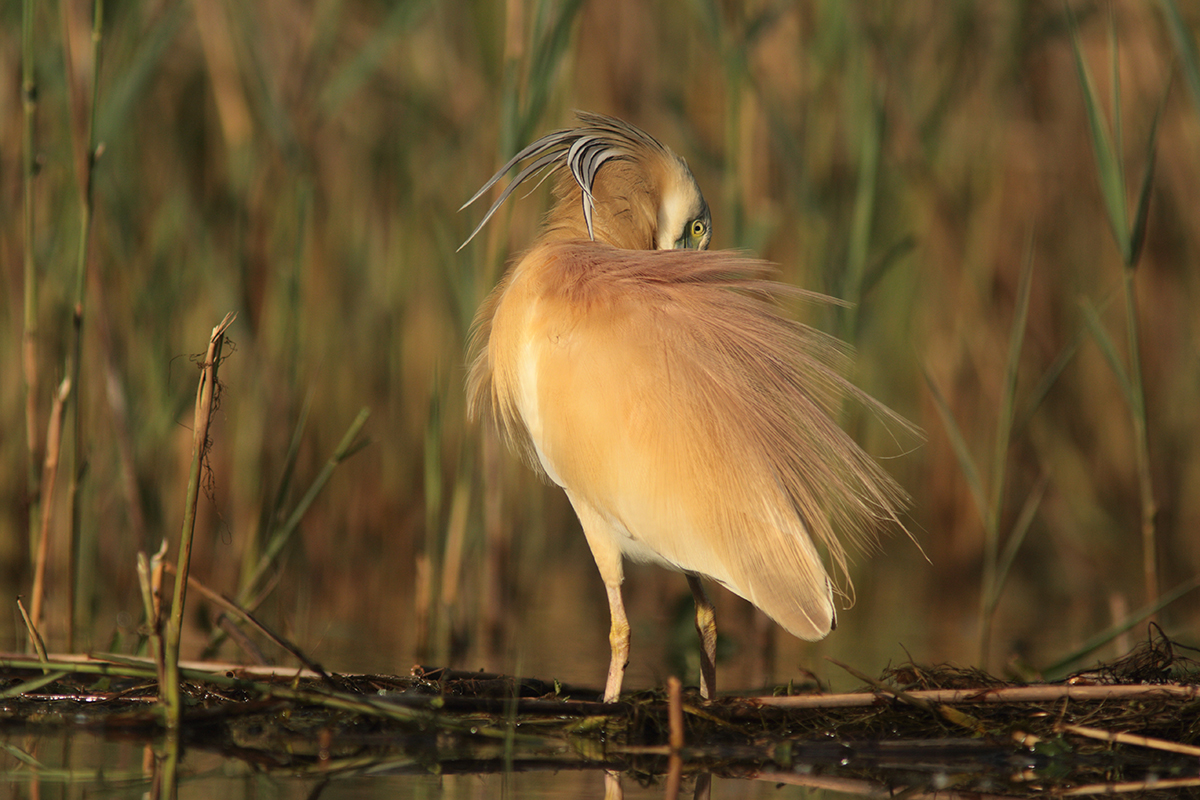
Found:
<box><xmin>458</xmin><ymin>112</ymin><xmax>670</xmax><ymax>251</ymax></box>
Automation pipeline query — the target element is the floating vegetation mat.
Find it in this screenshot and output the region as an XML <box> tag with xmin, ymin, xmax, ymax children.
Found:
<box><xmin>2</xmin><ymin>632</ymin><xmax>1199</xmax><ymax>797</ymax></box>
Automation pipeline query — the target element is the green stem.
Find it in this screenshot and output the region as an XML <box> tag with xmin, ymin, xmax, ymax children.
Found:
<box><xmin>21</xmin><ymin>0</ymin><xmax>41</xmax><ymax>554</ymax></box>
<box><xmin>62</xmin><ymin>0</ymin><xmax>105</xmax><ymax>651</ymax></box>
<box><xmin>843</xmin><ymin>58</ymin><xmax>881</xmax><ymax>339</ymax></box>
<box><xmin>979</xmin><ymin>247</ymin><xmax>1035</xmax><ymax>667</ymax></box>
<box><xmin>1041</xmin><ymin>575</ymin><xmax>1199</xmax><ymax>680</ymax></box>
<box><xmin>239</xmin><ymin>407</ymin><xmax>370</xmax><ymax>606</ymax></box>
<box><xmin>159</xmin><ymin>731</ymin><xmax>180</xmax><ymax>800</ymax></box>
<box><xmin>1122</xmin><ymin>268</ymin><xmax>1157</xmax><ymax>607</ymax></box>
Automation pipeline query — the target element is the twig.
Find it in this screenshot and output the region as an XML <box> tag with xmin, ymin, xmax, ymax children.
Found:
<box><xmin>7</xmin><ymin>651</ymin><xmax>324</xmax><ymax>680</ymax></box>
<box><xmin>163</xmin><ymin>560</ymin><xmax>331</xmax><ymax>682</ymax></box>
<box><xmin>1059</xmin><ymin>776</ymin><xmax>1200</xmax><ymax>796</ymax></box>
<box><xmin>826</xmin><ymin>657</ymin><xmax>986</xmax><ymax>734</ymax></box>
<box><xmin>0</xmin><ymin>670</ymin><xmax>70</xmax><ymax>700</ymax></box>
<box><xmin>754</xmin><ymin>682</ymin><xmax>1200</xmax><ymax>708</ymax></box>
<box><xmin>16</xmin><ymin>598</ymin><xmax>48</xmax><ymax>664</ymax></box>
<box><xmin>136</xmin><ymin>540</ymin><xmax>169</xmax><ymax>691</ymax></box>
<box><xmin>1057</xmin><ymin>722</ymin><xmax>1200</xmax><ymax>757</ymax></box>
<box><xmin>827</xmin><ymin>657</ymin><xmax>937</xmax><ymax>713</ymax></box>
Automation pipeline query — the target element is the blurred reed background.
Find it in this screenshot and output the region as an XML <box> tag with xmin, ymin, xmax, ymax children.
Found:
<box><xmin>3</xmin><ymin>0</ymin><xmax>1199</xmax><ymax>693</ymax></box>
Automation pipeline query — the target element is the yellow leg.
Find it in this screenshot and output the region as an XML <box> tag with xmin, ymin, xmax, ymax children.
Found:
<box><xmin>687</xmin><ymin>574</ymin><xmax>717</xmax><ymax>700</ymax></box>
<box><xmin>603</xmin><ymin>583</ymin><xmax>631</xmax><ymax>702</ymax></box>
<box><xmin>567</xmin><ymin>493</ymin><xmax>630</xmax><ymax>702</ymax></box>
<box><xmin>603</xmin><ymin>770</ymin><xmax>624</xmax><ymax>800</ymax></box>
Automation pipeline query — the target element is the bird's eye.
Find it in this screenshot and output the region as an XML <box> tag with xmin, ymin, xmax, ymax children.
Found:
<box><xmin>690</xmin><ymin>219</ymin><xmax>706</xmax><ymax>238</ymax></box>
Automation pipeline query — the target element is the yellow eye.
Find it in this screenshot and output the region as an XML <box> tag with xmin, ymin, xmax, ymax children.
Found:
<box><xmin>691</xmin><ymin>219</ymin><xmax>706</xmax><ymax>238</ymax></box>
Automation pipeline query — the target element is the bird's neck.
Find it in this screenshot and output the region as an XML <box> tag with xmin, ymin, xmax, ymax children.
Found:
<box><xmin>542</xmin><ymin>171</ymin><xmax>658</xmax><ymax>251</ymax></box>
<box><xmin>539</xmin><ymin>212</ymin><xmax>596</xmax><ymax>245</ymax></box>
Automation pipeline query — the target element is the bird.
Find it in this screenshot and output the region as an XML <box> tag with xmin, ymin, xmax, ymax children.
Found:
<box><xmin>462</xmin><ymin>111</ymin><xmax>909</xmax><ymax>702</ymax></box>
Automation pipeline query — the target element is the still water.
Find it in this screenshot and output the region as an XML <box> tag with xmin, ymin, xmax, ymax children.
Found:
<box><xmin>0</xmin><ymin>725</ymin><xmax>1028</xmax><ymax>799</ymax></box>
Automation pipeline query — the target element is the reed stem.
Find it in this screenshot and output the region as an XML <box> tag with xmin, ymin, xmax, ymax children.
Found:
<box><xmin>29</xmin><ymin>378</ymin><xmax>69</xmax><ymax>637</ymax></box>
<box><xmin>163</xmin><ymin>312</ymin><xmax>235</xmax><ymax>730</ymax></box>
<box><xmin>59</xmin><ymin>0</ymin><xmax>105</xmax><ymax>651</ymax></box>
<box><xmin>238</xmin><ymin>407</ymin><xmax>371</xmax><ymax>606</ymax></box>
<box><xmin>1122</xmin><ymin>269</ymin><xmax>1157</xmax><ymax>606</ymax></box>
<box><xmin>21</xmin><ymin>0</ymin><xmax>41</xmax><ymax>553</ymax></box>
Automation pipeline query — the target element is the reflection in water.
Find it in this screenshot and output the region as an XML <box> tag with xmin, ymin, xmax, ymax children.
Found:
<box><xmin>7</xmin><ymin>724</ymin><xmax>1198</xmax><ymax>799</ymax></box>
<box><xmin>604</xmin><ymin>769</ymin><xmax>710</xmax><ymax>800</ymax></box>
<box><xmin>0</xmin><ymin>726</ymin><xmax>769</xmax><ymax>799</ymax></box>
<box><xmin>4</xmin><ymin>658</ymin><xmax>1200</xmax><ymax>800</ymax></box>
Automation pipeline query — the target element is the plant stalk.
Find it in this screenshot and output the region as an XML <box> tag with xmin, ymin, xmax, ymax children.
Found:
<box><xmin>1122</xmin><ymin>269</ymin><xmax>1157</xmax><ymax>607</ymax></box>
<box><xmin>21</xmin><ymin>0</ymin><xmax>41</xmax><ymax>552</ymax></box>
<box><xmin>163</xmin><ymin>312</ymin><xmax>235</xmax><ymax>729</ymax></box>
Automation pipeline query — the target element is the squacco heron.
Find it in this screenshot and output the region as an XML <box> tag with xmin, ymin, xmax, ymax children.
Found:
<box><xmin>463</xmin><ymin>112</ymin><xmax>908</xmax><ymax>702</ymax></box>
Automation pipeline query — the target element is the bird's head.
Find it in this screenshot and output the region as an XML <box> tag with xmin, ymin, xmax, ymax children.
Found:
<box><xmin>460</xmin><ymin>112</ymin><xmax>711</xmax><ymax>252</ymax></box>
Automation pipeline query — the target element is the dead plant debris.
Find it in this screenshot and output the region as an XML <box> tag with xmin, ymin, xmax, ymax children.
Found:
<box><xmin>1</xmin><ymin>629</ymin><xmax>1198</xmax><ymax>796</ymax></box>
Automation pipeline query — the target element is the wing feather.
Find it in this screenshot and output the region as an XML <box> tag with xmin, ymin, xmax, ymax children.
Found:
<box><xmin>468</xmin><ymin>240</ymin><xmax>911</xmax><ymax>639</ymax></box>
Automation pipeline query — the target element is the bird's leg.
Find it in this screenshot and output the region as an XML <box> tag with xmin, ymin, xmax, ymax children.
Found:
<box><xmin>686</xmin><ymin>574</ymin><xmax>717</xmax><ymax>700</ymax></box>
<box><xmin>603</xmin><ymin>583</ymin><xmax>631</xmax><ymax>702</ymax></box>
<box><xmin>603</xmin><ymin>770</ymin><xmax>624</xmax><ymax>800</ymax></box>
<box><xmin>568</xmin><ymin>493</ymin><xmax>629</xmax><ymax>702</ymax></box>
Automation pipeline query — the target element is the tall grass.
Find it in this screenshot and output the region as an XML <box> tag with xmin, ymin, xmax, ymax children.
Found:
<box><xmin>1069</xmin><ymin>3</ymin><xmax>1164</xmax><ymax>612</ymax></box>
<box><xmin>924</xmin><ymin>244</ymin><xmax>1037</xmax><ymax>669</ymax></box>
<box><xmin>3</xmin><ymin>0</ymin><xmax>1199</xmax><ymax>688</ymax></box>
<box><xmin>20</xmin><ymin>0</ymin><xmax>40</xmax><ymax>555</ymax></box>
